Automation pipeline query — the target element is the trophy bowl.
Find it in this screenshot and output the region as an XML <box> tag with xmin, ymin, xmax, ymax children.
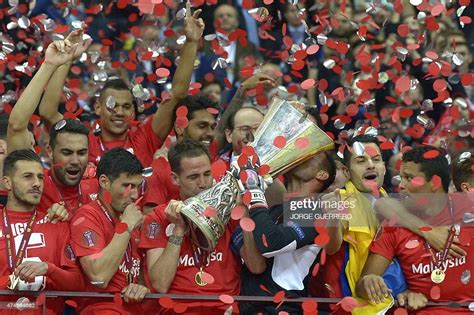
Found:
<box><xmin>179</xmin><ymin>97</ymin><xmax>335</xmax><ymax>252</ymax></box>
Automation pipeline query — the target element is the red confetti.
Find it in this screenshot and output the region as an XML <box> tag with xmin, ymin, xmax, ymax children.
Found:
<box><xmin>207</xmin><ymin>108</ymin><xmax>219</xmax><ymax>115</ymax></box>
<box><xmin>240</xmin><ymin>217</ymin><xmax>256</xmax><ymax>232</ymax></box>
<box><xmin>211</xmin><ymin>160</ymin><xmax>228</xmax><ymax>180</ymax></box>
<box><xmin>173</xmin><ymin>303</ymin><xmax>187</xmax><ymax>314</ymax></box>
<box><xmin>201</xmin><ymin>271</ymin><xmax>215</xmax><ymax>284</ymax></box>
<box><xmin>339</xmin><ymin>296</ymin><xmax>359</xmax><ymax>312</ymax></box>
<box><xmin>262</xmin><ymin>234</ymin><xmax>268</xmax><ymax>247</ymax></box>
<box><xmin>155</xmin><ymin>68</ymin><xmax>170</xmax><ymax>78</ymax></box>
<box><xmin>72</xmin><ymin>216</ymin><xmax>85</xmax><ymax>226</ymax></box>
<box><xmin>395</xmin><ymin>76</ymin><xmax>410</xmax><ymax>93</ymax></box>
<box><xmin>302</xmin><ymin>300</ymin><xmax>318</xmax><ymax>312</ymax></box>
<box><xmin>273</xmin><ymin>136</ymin><xmax>286</xmax><ymax>148</ymax></box>
<box><xmin>238</xmin><ymin>154</ymin><xmax>249</xmax><ymax>168</ymax></box>
<box><xmin>115</xmin><ymin>222</ymin><xmax>128</xmax><ymax>234</ymax></box>
<box><xmin>404</xmin><ymin>239</ymin><xmax>420</xmax><ymax>249</ymax></box>
<box><xmin>433</xmin><ymin>79</ymin><xmax>447</xmax><ymax>92</ymax></box>
<box><xmin>419</xmin><ymin>226</ymin><xmax>432</xmax><ymax>232</ymax></box>
<box><xmin>242</xmin><ymin>191</ymin><xmax>252</xmax><ymax>205</ymax></box>
<box><xmin>273</xmin><ymin>290</ymin><xmax>285</xmax><ymax>303</ymax></box>
<box><xmin>241</xmin><ymin>146</ymin><xmax>255</xmax><ymax>156</ymax></box>
<box><xmin>394</xmin><ymin>308</ymin><xmax>408</xmax><ymax>315</ymax></box>
<box><xmin>311</xmin><ymin>263</ymin><xmax>320</xmax><ymax>277</ymax></box>
<box><xmin>314</xmin><ymin>233</ymin><xmax>330</xmax><ymax>247</ymax></box>
<box><xmin>123</xmin><ymin>61</ymin><xmax>137</xmax><ymax>71</ymax></box>
<box><xmin>411</xmin><ymin>176</ymin><xmax>426</xmax><ymax>187</ymax></box>
<box><xmin>159</xmin><ymin>297</ymin><xmax>175</xmax><ymax>308</ymax></box>
<box><xmin>258</xmin><ymin>164</ymin><xmax>270</xmax><ymax>176</ymax></box>
<box><xmin>295</xmin><ymin>137</ymin><xmax>310</xmax><ymax>149</ymax></box>
<box><xmin>397</xmin><ymin>24</ymin><xmax>410</xmax><ymax>37</ymax></box>
<box><xmin>307</xmin><ymin>45</ymin><xmax>320</xmax><ymax>55</ymax></box>
<box><xmin>301</xmin><ymin>79</ymin><xmax>316</xmax><ymax>90</ymax></box>
<box><xmin>423</xmin><ymin>150</ymin><xmax>439</xmax><ymax>159</ymax></box>
<box><xmin>175</xmin><ymin>117</ymin><xmax>189</xmax><ymax>129</ymax></box>
<box><xmin>176</xmin><ymin>106</ymin><xmax>188</xmax><ymax>117</ymax></box>
<box><xmin>430</xmin><ymin>285</ymin><xmax>441</xmax><ymax>300</ymax></box>
<box><xmin>219</xmin><ymin>294</ymin><xmax>234</xmax><ymax>304</ymax></box>
<box><xmin>202</xmin><ymin>207</ymin><xmax>217</xmax><ymax>218</ymax></box>
<box><xmin>65</xmin><ymin>300</ymin><xmax>78</xmax><ymax>308</ymax></box>
<box><xmin>231</xmin><ymin>205</ymin><xmax>246</xmax><ymax>220</ymax></box>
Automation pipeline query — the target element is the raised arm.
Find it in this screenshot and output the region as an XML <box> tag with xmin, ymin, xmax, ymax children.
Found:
<box><xmin>7</xmin><ymin>40</ymin><xmax>77</xmax><ymax>153</ymax></box>
<box><xmin>215</xmin><ymin>73</ymin><xmax>276</xmax><ymax>151</ymax></box>
<box><xmin>151</xmin><ymin>1</ymin><xmax>204</xmax><ymax>142</ymax></box>
<box><xmin>39</xmin><ymin>29</ymin><xmax>91</xmax><ymax>127</ymax></box>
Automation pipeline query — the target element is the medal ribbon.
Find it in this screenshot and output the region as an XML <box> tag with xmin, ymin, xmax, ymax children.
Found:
<box><xmin>427</xmin><ymin>196</ymin><xmax>456</xmax><ymax>269</ymax></box>
<box><xmin>2</xmin><ymin>209</ymin><xmax>37</xmax><ymax>273</ymax></box>
<box><xmin>48</xmin><ymin>174</ymin><xmax>84</xmax><ymax>210</ymax></box>
<box><xmin>96</xmin><ymin>198</ymin><xmax>133</xmax><ymax>281</ymax></box>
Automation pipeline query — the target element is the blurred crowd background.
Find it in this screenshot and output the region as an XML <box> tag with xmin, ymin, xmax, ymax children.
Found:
<box><xmin>0</xmin><ymin>0</ymin><xmax>473</xmax><ymax>193</ymax></box>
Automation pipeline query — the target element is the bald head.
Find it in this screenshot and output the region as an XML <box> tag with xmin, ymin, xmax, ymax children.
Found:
<box><xmin>214</xmin><ymin>4</ymin><xmax>239</xmax><ymax>33</ymax></box>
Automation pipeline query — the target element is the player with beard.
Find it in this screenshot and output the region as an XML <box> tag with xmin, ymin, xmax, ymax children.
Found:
<box><xmin>356</xmin><ymin>146</ymin><xmax>474</xmax><ymax>313</ymax></box>
<box><xmin>39</xmin><ymin>2</ymin><xmax>205</xmax><ymax>168</ymax></box>
<box><xmin>70</xmin><ymin>148</ymin><xmax>148</xmax><ymax>314</ymax></box>
<box><xmin>0</xmin><ymin>150</ymin><xmax>84</xmax><ymax>314</ymax></box>
<box><xmin>143</xmin><ymin>73</ymin><xmax>276</xmax><ymax>213</ymax></box>
<box><xmin>7</xmin><ymin>41</ymin><xmax>97</xmax><ymax>220</ymax></box>
<box><xmin>139</xmin><ymin>140</ymin><xmax>265</xmax><ymax>314</ymax></box>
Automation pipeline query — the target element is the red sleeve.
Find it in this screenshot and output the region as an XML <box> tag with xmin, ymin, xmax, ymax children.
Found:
<box><xmin>143</xmin><ymin>160</ymin><xmax>171</xmax><ymax>206</ymax></box>
<box><xmin>130</xmin><ymin>118</ymin><xmax>163</xmax><ymax>167</ymax></box>
<box><xmin>369</xmin><ymin>227</ymin><xmax>397</xmax><ymax>261</ymax></box>
<box><xmin>70</xmin><ymin>205</ymin><xmax>107</xmax><ymax>257</ymax></box>
<box><xmin>46</xmin><ymin>223</ymin><xmax>85</xmax><ymax>291</ymax></box>
<box><xmin>139</xmin><ymin>205</ymin><xmax>169</xmax><ymax>250</ymax></box>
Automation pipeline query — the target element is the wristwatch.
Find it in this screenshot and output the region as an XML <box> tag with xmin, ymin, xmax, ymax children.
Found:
<box><xmin>168</xmin><ymin>235</ymin><xmax>184</xmax><ymax>246</ymax></box>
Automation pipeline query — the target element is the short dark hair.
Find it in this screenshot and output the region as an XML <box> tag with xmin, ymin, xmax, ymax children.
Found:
<box><xmin>226</xmin><ymin>106</ymin><xmax>264</xmax><ymax>131</ymax></box>
<box><xmin>402</xmin><ymin>145</ymin><xmax>450</xmax><ymax>192</ymax></box>
<box><xmin>0</xmin><ymin>113</ymin><xmax>34</xmax><ymax>140</ymax></box>
<box><xmin>343</xmin><ymin>135</ymin><xmax>381</xmax><ymax>166</ymax></box>
<box><xmin>97</xmin><ymin>148</ymin><xmax>143</xmax><ymax>182</ymax></box>
<box><xmin>99</xmin><ymin>78</ymin><xmax>130</xmax><ymax>102</ymax></box>
<box><xmin>168</xmin><ymin>139</ymin><xmax>211</xmax><ymax>174</ymax></box>
<box><xmin>3</xmin><ymin>149</ymin><xmax>42</xmax><ymax>177</ymax></box>
<box><xmin>451</xmin><ymin>152</ymin><xmax>474</xmax><ymax>191</ymax></box>
<box><xmin>49</xmin><ymin>119</ymin><xmax>89</xmax><ymax>149</ymax></box>
<box><xmin>172</xmin><ymin>95</ymin><xmax>219</xmax><ymax>123</ymax></box>
<box><xmin>320</xmin><ymin>151</ymin><xmax>337</xmax><ymax>192</ymax></box>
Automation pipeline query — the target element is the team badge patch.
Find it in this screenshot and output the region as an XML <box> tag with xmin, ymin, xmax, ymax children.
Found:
<box><xmin>82</xmin><ymin>230</ymin><xmax>97</xmax><ymax>247</ymax></box>
<box><xmin>65</xmin><ymin>244</ymin><xmax>77</xmax><ymax>261</ymax></box>
<box><xmin>147</xmin><ymin>222</ymin><xmax>160</xmax><ymax>239</ymax></box>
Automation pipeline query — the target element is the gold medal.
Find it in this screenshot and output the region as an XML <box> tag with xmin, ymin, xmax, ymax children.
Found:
<box><xmin>126</xmin><ymin>271</ymin><xmax>134</xmax><ymax>284</ymax></box>
<box><xmin>7</xmin><ymin>274</ymin><xmax>19</xmax><ymax>290</ymax></box>
<box><xmin>195</xmin><ymin>267</ymin><xmax>207</xmax><ymax>287</ymax></box>
<box><xmin>431</xmin><ymin>268</ymin><xmax>446</xmax><ymax>284</ymax></box>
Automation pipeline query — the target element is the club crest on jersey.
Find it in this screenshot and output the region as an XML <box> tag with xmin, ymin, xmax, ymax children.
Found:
<box><xmin>147</xmin><ymin>222</ymin><xmax>160</xmax><ymax>239</ymax></box>
<box><xmin>82</xmin><ymin>230</ymin><xmax>96</xmax><ymax>247</ymax></box>
<box><xmin>65</xmin><ymin>244</ymin><xmax>77</xmax><ymax>261</ymax></box>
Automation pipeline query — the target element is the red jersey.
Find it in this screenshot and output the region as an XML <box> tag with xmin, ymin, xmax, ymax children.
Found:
<box><xmin>88</xmin><ymin>118</ymin><xmax>162</xmax><ymax>167</ymax></box>
<box><xmin>139</xmin><ymin>203</ymin><xmax>241</xmax><ymax>314</ymax></box>
<box><xmin>69</xmin><ymin>200</ymin><xmax>144</xmax><ymax>314</ymax></box>
<box><xmin>370</xmin><ymin>204</ymin><xmax>474</xmax><ymax>314</ymax></box>
<box><xmin>0</xmin><ymin>209</ymin><xmax>83</xmax><ymax>315</ymax></box>
<box><xmin>143</xmin><ymin>157</ymin><xmax>180</xmax><ymax>207</ymax></box>
<box><xmin>38</xmin><ymin>170</ymin><xmax>98</xmax><ymax>215</ymax></box>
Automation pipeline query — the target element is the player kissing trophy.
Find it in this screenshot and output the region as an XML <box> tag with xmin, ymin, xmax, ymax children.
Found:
<box><xmin>179</xmin><ymin>97</ymin><xmax>335</xmax><ymax>252</ymax></box>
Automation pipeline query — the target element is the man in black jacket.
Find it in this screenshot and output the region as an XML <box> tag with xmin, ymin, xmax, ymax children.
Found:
<box><xmin>236</xmin><ymin>151</ymin><xmax>336</xmax><ymax>314</ymax></box>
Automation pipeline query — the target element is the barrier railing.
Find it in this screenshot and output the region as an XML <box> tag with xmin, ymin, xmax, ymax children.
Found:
<box><xmin>0</xmin><ymin>290</ymin><xmax>472</xmax><ymax>314</ymax></box>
